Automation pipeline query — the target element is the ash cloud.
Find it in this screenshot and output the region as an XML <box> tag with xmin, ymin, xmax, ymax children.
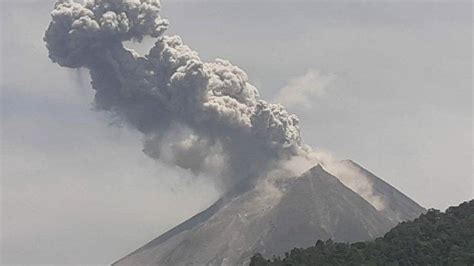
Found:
<box><xmin>44</xmin><ymin>0</ymin><xmax>308</xmax><ymax>190</ymax></box>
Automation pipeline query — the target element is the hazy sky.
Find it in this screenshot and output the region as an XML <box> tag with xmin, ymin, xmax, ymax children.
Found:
<box><xmin>1</xmin><ymin>0</ymin><xmax>472</xmax><ymax>265</ymax></box>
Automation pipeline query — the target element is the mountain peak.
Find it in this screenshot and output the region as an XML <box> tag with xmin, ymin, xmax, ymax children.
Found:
<box><xmin>340</xmin><ymin>159</ymin><xmax>355</xmax><ymax>164</ymax></box>
<box><xmin>308</xmin><ymin>163</ymin><xmax>325</xmax><ymax>174</ymax></box>
<box><xmin>324</xmin><ymin>160</ymin><xmax>425</xmax><ymax>222</ymax></box>
<box><xmin>113</xmin><ymin>162</ymin><xmax>424</xmax><ymax>266</ymax></box>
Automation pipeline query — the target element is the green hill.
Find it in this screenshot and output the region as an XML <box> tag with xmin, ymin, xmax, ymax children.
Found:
<box><xmin>250</xmin><ymin>200</ymin><xmax>474</xmax><ymax>266</ymax></box>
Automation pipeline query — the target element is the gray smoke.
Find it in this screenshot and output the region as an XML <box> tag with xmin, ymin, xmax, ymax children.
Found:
<box><xmin>44</xmin><ymin>0</ymin><xmax>309</xmax><ymax>190</ymax></box>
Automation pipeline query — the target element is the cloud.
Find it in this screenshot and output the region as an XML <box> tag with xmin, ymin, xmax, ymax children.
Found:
<box><xmin>44</xmin><ymin>0</ymin><xmax>309</xmax><ymax>191</ymax></box>
<box><xmin>275</xmin><ymin>69</ymin><xmax>335</xmax><ymax>109</ymax></box>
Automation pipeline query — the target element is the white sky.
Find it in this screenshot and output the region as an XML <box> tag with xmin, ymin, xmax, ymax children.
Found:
<box><xmin>1</xmin><ymin>0</ymin><xmax>472</xmax><ymax>265</ymax></box>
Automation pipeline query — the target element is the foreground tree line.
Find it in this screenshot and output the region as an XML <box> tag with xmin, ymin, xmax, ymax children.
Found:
<box><xmin>250</xmin><ymin>200</ymin><xmax>473</xmax><ymax>265</ymax></box>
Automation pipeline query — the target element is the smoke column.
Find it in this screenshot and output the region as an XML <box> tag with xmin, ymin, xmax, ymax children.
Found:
<box><xmin>44</xmin><ymin>0</ymin><xmax>311</xmax><ymax>190</ymax></box>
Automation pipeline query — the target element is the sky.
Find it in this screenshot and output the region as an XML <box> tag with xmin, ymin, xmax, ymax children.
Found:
<box><xmin>1</xmin><ymin>0</ymin><xmax>472</xmax><ymax>265</ymax></box>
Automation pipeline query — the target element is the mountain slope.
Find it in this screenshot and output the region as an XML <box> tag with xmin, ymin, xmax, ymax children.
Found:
<box><xmin>256</xmin><ymin>165</ymin><xmax>394</xmax><ymax>257</ymax></box>
<box><xmin>250</xmin><ymin>200</ymin><xmax>474</xmax><ymax>265</ymax></box>
<box><xmin>113</xmin><ymin>164</ymin><xmax>414</xmax><ymax>266</ymax></box>
<box><xmin>325</xmin><ymin>160</ymin><xmax>425</xmax><ymax>222</ymax></box>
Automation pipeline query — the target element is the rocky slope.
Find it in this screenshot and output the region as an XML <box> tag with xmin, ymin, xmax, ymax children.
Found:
<box><xmin>113</xmin><ymin>163</ymin><xmax>424</xmax><ymax>266</ymax></box>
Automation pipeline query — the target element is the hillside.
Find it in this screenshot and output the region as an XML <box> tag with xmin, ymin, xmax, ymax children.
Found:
<box><xmin>326</xmin><ymin>160</ymin><xmax>425</xmax><ymax>223</ymax></box>
<box><xmin>113</xmin><ymin>164</ymin><xmax>424</xmax><ymax>266</ymax></box>
<box><xmin>250</xmin><ymin>200</ymin><xmax>474</xmax><ymax>265</ymax></box>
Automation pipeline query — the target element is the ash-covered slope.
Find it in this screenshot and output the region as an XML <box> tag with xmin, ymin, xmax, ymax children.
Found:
<box><xmin>328</xmin><ymin>160</ymin><xmax>425</xmax><ymax>223</ymax></box>
<box><xmin>114</xmin><ymin>164</ymin><xmax>417</xmax><ymax>266</ymax></box>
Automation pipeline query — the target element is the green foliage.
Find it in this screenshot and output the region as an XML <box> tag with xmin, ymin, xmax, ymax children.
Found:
<box><xmin>250</xmin><ymin>200</ymin><xmax>474</xmax><ymax>266</ymax></box>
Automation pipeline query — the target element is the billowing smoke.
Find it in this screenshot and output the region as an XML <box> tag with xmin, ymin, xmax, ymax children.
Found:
<box><xmin>44</xmin><ymin>0</ymin><xmax>309</xmax><ymax>190</ymax></box>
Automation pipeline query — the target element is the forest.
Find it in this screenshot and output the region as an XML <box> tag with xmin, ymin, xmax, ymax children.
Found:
<box><xmin>250</xmin><ymin>200</ymin><xmax>474</xmax><ymax>265</ymax></box>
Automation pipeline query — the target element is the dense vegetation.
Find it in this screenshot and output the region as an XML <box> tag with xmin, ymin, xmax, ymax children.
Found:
<box><xmin>250</xmin><ymin>200</ymin><xmax>474</xmax><ymax>265</ymax></box>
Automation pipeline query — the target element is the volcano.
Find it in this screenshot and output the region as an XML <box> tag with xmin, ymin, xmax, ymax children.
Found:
<box><xmin>113</xmin><ymin>161</ymin><xmax>424</xmax><ymax>266</ymax></box>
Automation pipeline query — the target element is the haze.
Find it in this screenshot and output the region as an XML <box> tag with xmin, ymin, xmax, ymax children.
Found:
<box><xmin>1</xmin><ymin>0</ymin><xmax>472</xmax><ymax>265</ymax></box>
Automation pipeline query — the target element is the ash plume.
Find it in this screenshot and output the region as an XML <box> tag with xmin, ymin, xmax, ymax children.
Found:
<box><xmin>44</xmin><ymin>0</ymin><xmax>309</xmax><ymax>190</ymax></box>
